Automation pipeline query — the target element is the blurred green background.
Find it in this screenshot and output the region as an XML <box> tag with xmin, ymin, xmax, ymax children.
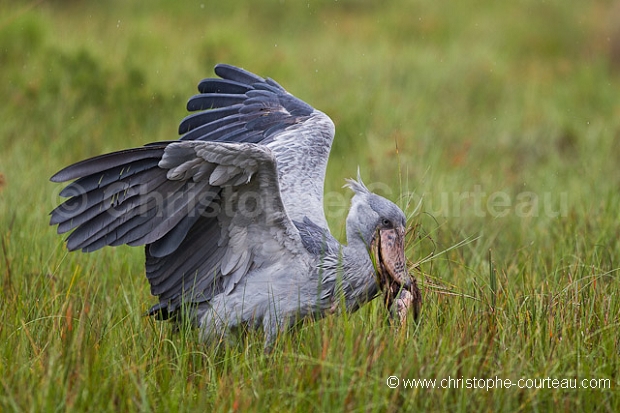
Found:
<box><xmin>1</xmin><ymin>0</ymin><xmax>619</xmax><ymax>411</ymax></box>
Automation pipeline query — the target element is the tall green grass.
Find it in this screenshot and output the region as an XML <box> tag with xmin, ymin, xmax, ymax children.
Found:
<box><xmin>1</xmin><ymin>0</ymin><xmax>619</xmax><ymax>410</ymax></box>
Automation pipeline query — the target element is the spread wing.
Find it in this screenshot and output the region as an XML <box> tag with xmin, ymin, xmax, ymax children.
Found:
<box><xmin>50</xmin><ymin>64</ymin><xmax>336</xmax><ymax>317</ymax></box>
<box><xmin>178</xmin><ymin>64</ymin><xmax>335</xmax><ymax>229</ymax></box>
<box><xmin>50</xmin><ymin>141</ymin><xmax>307</xmax><ymax>316</ymax></box>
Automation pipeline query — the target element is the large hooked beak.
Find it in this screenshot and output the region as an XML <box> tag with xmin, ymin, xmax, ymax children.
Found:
<box><xmin>372</xmin><ymin>226</ymin><xmax>422</xmax><ymax>323</ymax></box>
<box><xmin>372</xmin><ymin>226</ymin><xmax>412</xmax><ymax>290</ymax></box>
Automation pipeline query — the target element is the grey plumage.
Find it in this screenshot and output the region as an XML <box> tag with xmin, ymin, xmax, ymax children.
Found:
<box><xmin>50</xmin><ymin>64</ymin><xmax>420</xmax><ymax>348</ymax></box>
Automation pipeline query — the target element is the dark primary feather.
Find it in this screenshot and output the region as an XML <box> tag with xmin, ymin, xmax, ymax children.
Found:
<box><xmin>180</xmin><ymin>120</ymin><xmax>258</xmax><ymax>143</ymax></box>
<box><xmin>178</xmin><ymin>109</ymin><xmax>243</xmax><ymax>135</ymax></box>
<box><xmin>186</xmin><ymin>94</ymin><xmax>247</xmax><ymax>111</ymax></box>
<box><xmin>50</xmin><ymin>146</ymin><xmax>166</xmax><ymax>183</ymax></box>
<box><xmin>178</xmin><ymin>106</ymin><xmax>241</xmax><ymax>134</ymax></box>
<box><xmin>179</xmin><ymin>63</ymin><xmax>314</xmax><ymax>144</ymax></box>
<box><xmin>213</xmin><ymin>63</ymin><xmax>264</xmax><ymax>84</ymax></box>
<box><xmin>57</xmin><ymin>158</ymin><xmax>157</xmax><ymax>198</ymax></box>
<box><xmin>196</xmin><ymin>78</ymin><xmax>251</xmax><ymax>94</ymax></box>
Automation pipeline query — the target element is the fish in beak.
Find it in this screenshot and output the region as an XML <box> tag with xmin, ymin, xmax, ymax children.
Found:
<box><xmin>372</xmin><ymin>226</ymin><xmax>422</xmax><ymax>324</ymax></box>
<box><xmin>388</xmin><ymin>279</ymin><xmax>421</xmax><ymax>326</ymax></box>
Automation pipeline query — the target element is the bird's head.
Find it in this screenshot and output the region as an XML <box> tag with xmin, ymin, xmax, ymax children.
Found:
<box><xmin>344</xmin><ymin>174</ymin><xmax>412</xmax><ymax>292</ymax></box>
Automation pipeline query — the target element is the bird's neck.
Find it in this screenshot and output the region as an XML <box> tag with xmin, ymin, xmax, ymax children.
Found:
<box><xmin>314</xmin><ymin>225</ymin><xmax>380</xmax><ymax>315</ymax></box>
<box><xmin>336</xmin><ymin>235</ymin><xmax>381</xmax><ymax>311</ymax></box>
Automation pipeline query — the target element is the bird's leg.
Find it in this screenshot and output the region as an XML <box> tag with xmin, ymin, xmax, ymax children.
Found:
<box><xmin>262</xmin><ymin>314</ymin><xmax>279</xmax><ymax>353</ymax></box>
<box><xmin>262</xmin><ymin>313</ymin><xmax>297</xmax><ymax>353</ymax></box>
<box><xmin>198</xmin><ymin>307</ymin><xmax>230</xmax><ymax>345</ymax></box>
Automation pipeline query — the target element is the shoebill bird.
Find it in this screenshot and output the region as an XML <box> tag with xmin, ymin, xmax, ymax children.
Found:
<box><xmin>50</xmin><ymin>64</ymin><xmax>421</xmax><ymax>348</ymax></box>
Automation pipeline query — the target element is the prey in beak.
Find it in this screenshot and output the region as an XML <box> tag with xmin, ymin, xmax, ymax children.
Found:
<box><xmin>371</xmin><ymin>226</ymin><xmax>422</xmax><ymax>324</ymax></box>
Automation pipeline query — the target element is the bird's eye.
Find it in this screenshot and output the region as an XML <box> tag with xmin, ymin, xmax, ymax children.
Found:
<box><xmin>382</xmin><ymin>218</ymin><xmax>391</xmax><ymax>227</ymax></box>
